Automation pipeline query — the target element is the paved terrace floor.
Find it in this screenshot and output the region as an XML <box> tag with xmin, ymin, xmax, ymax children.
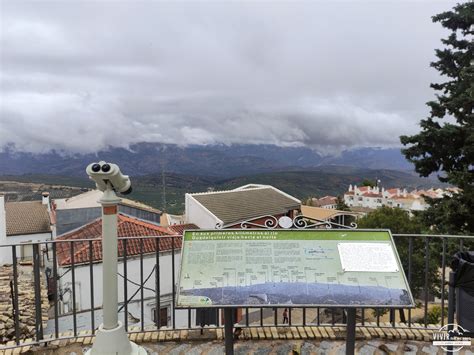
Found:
<box><xmin>2</xmin><ymin>325</ymin><xmax>473</xmax><ymax>354</ymax></box>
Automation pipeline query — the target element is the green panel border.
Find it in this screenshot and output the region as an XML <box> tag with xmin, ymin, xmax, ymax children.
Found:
<box><xmin>176</xmin><ymin>228</ymin><xmax>415</xmax><ymax>309</ymax></box>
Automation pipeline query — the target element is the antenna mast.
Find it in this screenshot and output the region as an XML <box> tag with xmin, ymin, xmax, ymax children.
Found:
<box><xmin>162</xmin><ymin>161</ymin><xmax>167</xmax><ymax>213</ymax></box>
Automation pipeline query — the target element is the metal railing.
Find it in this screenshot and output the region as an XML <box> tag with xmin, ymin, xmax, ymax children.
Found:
<box><xmin>0</xmin><ymin>232</ymin><xmax>472</xmax><ymax>349</ymax></box>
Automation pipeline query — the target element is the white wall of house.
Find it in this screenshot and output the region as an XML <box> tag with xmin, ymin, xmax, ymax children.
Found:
<box><xmin>0</xmin><ymin>195</ymin><xmax>8</xmax><ymax>264</ymax></box>
<box><xmin>8</xmin><ymin>232</ymin><xmax>52</xmax><ymax>260</ymax></box>
<box><xmin>344</xmin><ymin>184</ymin><xmax>430</xmax><ymax>212</ymax></box>
<box><xmin>185</xmin><ymin>194</ymin><xmax>222</xmax><ymax>229</ymax></box>
<box><xmin>58</xmin><ymin>249</ymin><xmax>194</xmax><ymax>328</ymax></box>
<box><xmin>0</xmin><ymin>230</ymin><xmax>52</xmax><ymax>265</ymax></box>
<box><xmin>410</xmin><ymin>199</ymin><xmax>427</xmax><ymax>211</ymax></box>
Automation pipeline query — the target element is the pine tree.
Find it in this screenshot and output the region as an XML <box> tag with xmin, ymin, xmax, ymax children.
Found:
<box><xmin>400</xmin><ymin>2</ymin><xmax>474</xmax><ymax>234</ymax></box>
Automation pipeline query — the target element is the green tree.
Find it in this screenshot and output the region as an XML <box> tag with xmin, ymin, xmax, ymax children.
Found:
<box><xmin>400</xmin><ymin>2</ymin><xmax>474</xmax><ymax>234</ymax></box>
<box><xmin>361</xmin><ymin>179</ymin><xmax>376</xmax><ymax>187</ymax></box>
<box><xmin>304</xmin><ymin>197</ymin><xmax>314</xmax><ymax>206</ymax></box>
<box><xmin>357</xmin><ymin>207</ymin><xmax>424</xmax><ymax>234</ymax></box>
<box><xmin>336</xmin><ymin>196</ymin><xmax>350</xmax><ymax>211</ymax></box>
<box><xmin>357</xmin><ymin>207</ymin><xmax>438</xmax><ymax>298</ymax></box>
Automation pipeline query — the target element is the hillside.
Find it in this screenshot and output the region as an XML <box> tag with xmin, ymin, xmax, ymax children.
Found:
<box><xmin>216</xmin><ymin>167</ymin><xmax>442</xmax><ymax>202</ymax></box>
<box><xmin>0</xmin><ymin>167</ymin><xmax>442</xmax><ymax>214</ymax></box>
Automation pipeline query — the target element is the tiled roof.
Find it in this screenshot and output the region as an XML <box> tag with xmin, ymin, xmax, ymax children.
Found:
<box><xmin>121</xmin><ymin>198</ymin><xmax>162</xmax><ymax>214</ymax></box>
<box><xmin>5</xmin><ymin>201</ymin><xmax>51</xmax><ymax>236</ymax></box>
<box><xmin>0</xmin><ymin>265</ymin><xmax>49</xmax><ymax>342</ymax></box>
<box><xmin>56</xmin><ymin>214</ymin><xmax>181</xmax><ymax>267</ymax></box>
<box><xmin>362</xmin><ymin>192</ymin><xmax>382</xmax><ymax>198</ymax></box>
<box><xmin>167</xmin><ymin>223</ymin><xmax>199</xmax><ymax>235</ymax></box>
<box><xmin>191</xmin><ymin>187</ymin><xmax>300</xmax><ymax>226</ymax></box>
<box><xmin>349</xmin><ymin>206</ymin><xmax>375</xmax><ymax>214</ymax></box>
<box><xmin>301</xmin><ymin>206</ymin><xmax>363</xmax><ymax>221</ymax></box>
<box><xmin>55</xmin><ymin>190</ymin><xmax>162</xmax><ymax>214</ymax></box>
<box><xmin>313</xmin><ymin>196</ymin><xmax>337</xmax><ymax>207</ymax></box>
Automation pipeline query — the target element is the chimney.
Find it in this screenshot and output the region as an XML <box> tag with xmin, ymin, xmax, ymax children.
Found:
<box><xmin>42</xmin><ymin>192</ymin><xmax>51</xmax><ymax>211</ymax></box>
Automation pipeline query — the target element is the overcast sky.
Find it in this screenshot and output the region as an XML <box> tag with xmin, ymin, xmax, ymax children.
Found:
<box><xmin>0</xmin><ymin>0</ymin><xmax>455</xmax><ymax>154</ymax></box>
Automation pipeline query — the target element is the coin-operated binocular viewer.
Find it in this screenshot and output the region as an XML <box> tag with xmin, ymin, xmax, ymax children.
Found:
<box><xmin>85</xmin><ymin>161</ymin><xmax>146</xmax><ymax>355</ymax></box>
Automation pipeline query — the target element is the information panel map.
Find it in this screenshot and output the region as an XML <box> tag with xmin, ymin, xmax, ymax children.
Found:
<box><xmin>176</xmin><ymin>229</ymin><xmax>414</xmax><ymax>308</ymax></box>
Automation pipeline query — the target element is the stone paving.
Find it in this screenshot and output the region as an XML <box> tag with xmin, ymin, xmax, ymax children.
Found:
<box><xmin>22</xmin><ymin>339</ymin><xmax>474</xmax><ymax>355</ymax></box>
<box><xmin>1</xmin><ymin>326</ymin><xmax>473</xmax><ymax>354</ymax></box>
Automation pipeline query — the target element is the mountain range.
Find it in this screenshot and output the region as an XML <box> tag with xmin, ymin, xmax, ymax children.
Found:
<box><xmin>0</xmin><ymin>143</ymin><xmax>414</xmax><ymax>177</ymax></box>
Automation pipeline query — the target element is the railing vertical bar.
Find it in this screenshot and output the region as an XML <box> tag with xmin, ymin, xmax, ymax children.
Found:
<box><xmin>171</xmin><ymin>237</ymin><xmax>176</xmax><ymax>329</ymax></box>
<box><xmin>33</xmin><ymin>243</ymin><xmax>44</xmax><ymax>341</ymax></box>
<box><xmin>89</xmin><ymin>240</ymin><xmax>95</xmax><ymax>333</ymax></box>
<box><xmin>123</xmin><ymin>238</ymin><xmax>128</xmax><ymax>331</ymax></box>
<box><xmin>260</xmin><ymin>308</ymin><xmax>263</xmax><ymax>326</ymax></box>
<box><xmin>140</xmin><ymin>238</ymin><xmax>144</xmax><ymax>331</ymax></box>
<box><xmin>376</xmin><ymin>309</ymin><xmax>380</xmax><ymax>327</ymax></box>
<box><xmin>441</xmin><ymin>237</ymin><xmax>447</xmax><ymax>326</ymax></box>
<box><xmin>52</xmin><ymin>242</ymin><xmax>59</xmax><ymax>338</ymax></box>
<box><xmin>303</xmin><ymin>308</ymin><xmax>306</xmax><ymax>326</ymax></box>
<box><xmin>317</xmin><ymin>307</ymin><xmax>320</xmax><ymax>325</ymax></box>
<box><xmin>288</xmin><ymin>308</ymin><xmax>292</xmax><ymax>326</ymax></box>
<box><xmin>423</xmin><ymin>236</ymin><xmax>429</xmax><ymax>328</ymax></box>
<box><xmin>11</xmin><ymin>246</ymin><xmax>20</xmax><ymax>344</ymax></box>
<box><xmin>245</xmin><ymin>307</ymin><xmax>249</xmax><ymax>327</ymax></box>
<box><xmin>408</xmin><ymin>236</ymin><xmax>413</xmax><ymax>327</ymax></box>
<box><xmin>188</xmin><ymin>308</ymin><xmax>191</xmax><ymax>328</ymax></box>
<box><xmin>274</xmin><ymin>307</ymin><xmax>277</xmax><ymax>325</ymax></box>
<box><xmin>361</xmin><ymin>308</ymin><xmax>365</xmax><ymax>326</ymax></box>
<box><xmin>70</xmin><ymin>241</ymin><xmax>77</xmax><ymax>337</ymax></box>
<box><xmin>155</xmin><ymin>237</ymin><xmax>161</xmax><ymax>328</ymax></box>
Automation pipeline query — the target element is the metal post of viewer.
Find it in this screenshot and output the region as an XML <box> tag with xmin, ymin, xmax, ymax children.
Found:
<box><xmin>85</xmin><ymin>161</ymin><xmax>146</xmax><ymax>355</ymax></box>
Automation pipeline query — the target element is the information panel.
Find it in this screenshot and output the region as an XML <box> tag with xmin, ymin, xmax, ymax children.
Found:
<box><xmin>176</xmin><ymin>229</ymin><xmax>414</xmax><ymax>308</ymax></box>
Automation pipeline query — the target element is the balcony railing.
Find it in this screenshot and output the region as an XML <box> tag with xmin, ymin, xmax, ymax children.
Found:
<box><xmin>0</xmin><ymin>232</ymin><xmax>472</xmax><ymax>350</ymax></box>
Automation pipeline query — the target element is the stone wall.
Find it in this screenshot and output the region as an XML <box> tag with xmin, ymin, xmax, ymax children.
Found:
<box><xmin>0</xmin><ymin>264</ymin><xmax>49</xmax><ymax>343</ymax></box>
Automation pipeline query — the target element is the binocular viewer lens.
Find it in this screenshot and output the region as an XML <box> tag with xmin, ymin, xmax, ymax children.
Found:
<box><xmin>91</xmin><ymin>163</ymin><xmax>111</xmax><ymax>173</ymax></box>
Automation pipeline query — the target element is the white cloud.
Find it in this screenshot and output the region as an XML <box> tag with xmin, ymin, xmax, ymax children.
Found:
<box><xmin>0</xmin><ymin>0</ymin><xmax>456</xmax><ymax>153</ymax></box>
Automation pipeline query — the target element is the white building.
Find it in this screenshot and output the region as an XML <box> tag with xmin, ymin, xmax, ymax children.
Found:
<box><xmin>185</xmin><ymin>184</ymin><xmax>301</xmax><ymax>229</ymax></box>
<box><xmin>343</xmin><ymin>184</ymin><xmax>456</xmax><ymax>212</ymax></box>
<box><xmin>344</xmin><ymin>185</ymin><xmax>387</xmax><ymax>210</ymax></box>
<box><xmin>55</xmin><ymin>213</ymin><xmax>198</xmax><ymax>329</ymax></box>
<box><xmin>0</xmin><ymin>193</ymin><xmax>54</xmax><ymax>264</ymax></box>
<box><xmin>311</xmin><ymin>196</ymin><xmax>338</xmax><ymax>209</ymax></box>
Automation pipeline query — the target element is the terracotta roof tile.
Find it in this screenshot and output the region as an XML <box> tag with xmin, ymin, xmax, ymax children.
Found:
<box><xmin>166</xmin><ymin>223</ymin><xmax>199</xmax><ymax>235</ymax></box>
<box><xmin>56</xmin><ymin>214</ymin><xmax>181</xmax><ymax>267</ymax></box>
<box><xmin>362</xmin><ymin>192</ymin><xmax>382</xmax><ymax>198</ymax></box>
<box><xmin>313</xmin><ymin>196</ymin><xmax>337</xmax><ymax>207</ymax></box>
